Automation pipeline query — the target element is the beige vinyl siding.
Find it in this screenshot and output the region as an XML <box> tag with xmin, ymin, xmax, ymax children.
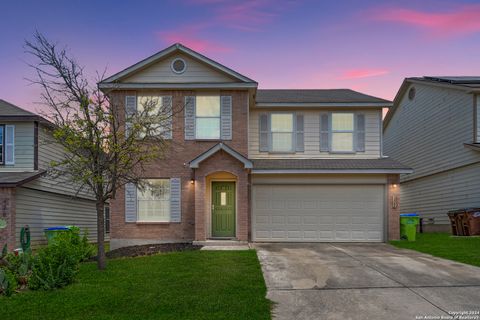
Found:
<box><xmin>384</xmin><ymin>84</ymin><xmax>479</xmax><ymax>182</ymax></box>
<box><xmin>249</xmin><ymin>109</ymin><xmax>381</xmax><ymax>159</ymax></box>
<box><xmin>15</xmin><ymin>187</ymin><xmax>97</xmax><ymax>247</ymax></box>
<box><xmin>400</xmin><ymin>162</ymin><xmax>480</xmax><ymax>225</ymax></box>
<box><xmin>123</xmin><ymin>53</ymin><xmax>236</xmax><ymax>83</ymax></box>
<box><xmin>0</xmin><ymin>121</ymin><xmax>34</xmax><ymax>171</ymax></box>
<box><xmin>27</xmin><ymin>125</ymin><xmax>95</xmax><ymax>199</ymax></box>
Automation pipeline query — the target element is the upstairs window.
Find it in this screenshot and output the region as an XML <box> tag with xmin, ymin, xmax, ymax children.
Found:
<box><xmin>331</xmin><ymin>113</ymin><xmax>354</xmax><ymax>152</ymax></box>
<box><xmin>270</xmin><ymin>113</ymin><xmax>294</xmax><ymax>152</ymax></box>
<box><xmin>195</xmin><ymin>96</ymin><xmax>220</xmax><ymax>139</ymax></box>
<box><xmin>137</xmin><ymin>96</ymin><xmax>172</xmax><ymax>139</ymax></box>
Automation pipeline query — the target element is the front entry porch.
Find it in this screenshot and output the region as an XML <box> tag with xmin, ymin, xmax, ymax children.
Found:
<box><xmin>190</xmin><ymin>143</ymin><xmax>252</xmax><ymax>242</ymax></box>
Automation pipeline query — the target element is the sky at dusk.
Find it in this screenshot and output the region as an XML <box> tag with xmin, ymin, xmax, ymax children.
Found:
<box><xmin>1</xmin><ymin>0</ymin><xmax>480</xmax><ymax>113</ymax></box>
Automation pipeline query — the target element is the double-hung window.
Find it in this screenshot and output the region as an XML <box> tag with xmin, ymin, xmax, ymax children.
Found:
<box><xmin>331</xmin><ymin>113</ymin><xmax>354</xmax><ymax>152</ymax></box>
<box><xmin>270</xmin><ymin>113</ymin><xmax>294</xmax><ymax>152</ymax></box>
<box><xmin>137</xmin><ymin>96</ymin><xmax>172</xmax><ymax>138</ymax></box>
<box><xmin>137</xmin><ymin>179</ymin><xmax>171</xmax><ymax>222</ymax></box>
<box><xmin>195</xmin><ymin>96</ymin><xmax>221</xmax><ymax>139</ymax></box>
<box><xmin>0</xmin><ymin>125</ymin><xmax>4</xmax><ymax>165</ymax></box>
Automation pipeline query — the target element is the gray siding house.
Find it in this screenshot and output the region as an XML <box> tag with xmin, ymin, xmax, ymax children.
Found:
<box><xmin>383</xmin><ymin>77</ymin><xmax>480</xmax><ymax>231</ymax></box>
<box><xmin>0</xmin><ymin>100</ymin><xmax>100</xmax><ymax>249</ymax></box>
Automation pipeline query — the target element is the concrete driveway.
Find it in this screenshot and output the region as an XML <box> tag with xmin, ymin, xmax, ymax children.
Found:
<box><xmin>254</xmin><ymin>243</ymin><xmax>480</xmax><ymax>320</ymax></box>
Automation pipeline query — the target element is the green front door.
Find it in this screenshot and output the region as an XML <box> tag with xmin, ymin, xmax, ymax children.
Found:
<box><xmin>212</xmin><ymin>182</ymin><xmax>235</xmax><ymax>238</ymax></box>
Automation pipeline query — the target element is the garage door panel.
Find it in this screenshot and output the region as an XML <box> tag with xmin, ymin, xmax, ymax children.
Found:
<box><xmin>253</xmin><ymin>185</ymin><xmax>384</xmax><ymax>242</ymax></box>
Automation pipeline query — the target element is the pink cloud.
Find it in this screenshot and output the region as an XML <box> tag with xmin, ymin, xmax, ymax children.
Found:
<box><xmin>371</xmin><ymin>5</ymin><xmax>480</xmax><ymax>37</ymax></box>
<box><xmin>184</xmin><ymin>0</ymin><xmax>289</xmax><ymax>32</ymax></box>
<box><xmin>157</xmin><ymin>29</ymin><xmax>232</xmax><ymax>53</ymax></box>
<box><xmin>216</xmin><ymin>0</ymin><xmax>278</xmax><ymax>31</ymax></box>
<box><xmin>338</xmin><ymin>69</ymin><xmax>389</xmax><ymax>80</ymax></box>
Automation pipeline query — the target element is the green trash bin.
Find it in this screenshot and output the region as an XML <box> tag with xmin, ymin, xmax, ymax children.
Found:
<box><xmin>44</xmin><ymin>226</ymin><xmax>75</xmax><ymax>244</ymax></box>
<box><xmin>400</xmin><ymin>213</ymin><xmax>419</xmax><ymax>241</ymax></box>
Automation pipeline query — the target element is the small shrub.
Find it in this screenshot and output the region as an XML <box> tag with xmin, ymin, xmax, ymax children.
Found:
<box><xmin>3</xmin><ymin>252</ymin><xmax>33</xmax><ymax>287</ymax></box>
<box><xmin>28</xmin><ymin>227</ymin><xmax>94</xmax><ymax>291</ymax></box>
<box><xmin>0</xmin><ymin>268</ymin><xmax>17</xmax><ymax>296</ymax></box>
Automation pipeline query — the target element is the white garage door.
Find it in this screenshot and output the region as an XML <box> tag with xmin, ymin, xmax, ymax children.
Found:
<box><xmin>253</xmin><ymin>185</ymin><xmax>384</xmax><ymax>242</ymax></box>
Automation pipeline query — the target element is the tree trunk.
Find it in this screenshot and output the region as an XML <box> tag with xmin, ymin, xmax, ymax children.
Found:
<box><xmin>96</xmin><ymin>200</ymin><xmax>106</xmax><ymax>270</ymax></box>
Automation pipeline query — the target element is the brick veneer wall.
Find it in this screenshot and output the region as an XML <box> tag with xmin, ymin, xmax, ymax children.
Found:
<box><xmin>0</xmin><ymin>187</ymin><xmax>16</xmax><ymax>250</ymax></box>
<box><xmin>193</xmin><ymin>151</ymin><xmax>250</xmax><ymax>241</ymax></box>
<box><xmin>387</xmin><ymin>174</ymin><xmax>401</xmax><ymax>240</ymax></box>
<box><xmin>109</xmin><ymin>89</ymin><xmax>249</xmax><ymax>246</ymax></box>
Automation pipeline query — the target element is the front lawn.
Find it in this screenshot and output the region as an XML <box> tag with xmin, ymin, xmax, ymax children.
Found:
<box><xmin>0</xmin><ymin>250</ymin><xmax>271</xmax><ymax>320</ymax></box>
<box><xmin>390</xmin><ymin>232</ymin><xmax>480</xmax><ymax>267</ymax></box>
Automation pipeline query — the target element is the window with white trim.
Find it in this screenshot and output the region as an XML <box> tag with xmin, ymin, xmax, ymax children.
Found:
<box><xmin>195</xmin><ymin>96</ymin><xmax>221</xmax><ymax>139</ymax></box>
<box><xmin>331</xmin><ymin>113</ymin><xmax>354</xmax><ymax>152</ymax></box>
<box><xmin>270</xmin><ymin>113</ymin><xmax>294</xmax><ymax>152</ymax></box>
<box><xmin>0</xmin><ymin>125</ymin><xmax>4</xmax><ymax>165</ymax></box>
<box><xmin>137</xmin><ymin>179</ymin><xmax>171</xmax><ymax>222</ymax></box>
<box><xmin>137</xmin><ymin>96</ymin><xmax>172</xmax><ymax>138</ymax></box>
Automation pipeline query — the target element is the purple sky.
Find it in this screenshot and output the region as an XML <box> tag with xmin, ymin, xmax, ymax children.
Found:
<box><xmin>1</xmin><ymin>0</ymin><xmax>480</xmax><ymax>113</ymax></box>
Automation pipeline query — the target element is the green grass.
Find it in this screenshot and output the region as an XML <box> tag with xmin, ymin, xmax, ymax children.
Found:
<box><xmin>0</xmin><ymin>250</ymin><xmax>271</xmax><ymax>320</ymax></box>
<box><xmin>390</xmin><ymin>232</ymin><xmax>480</xmax><ymax>267</ymax></box>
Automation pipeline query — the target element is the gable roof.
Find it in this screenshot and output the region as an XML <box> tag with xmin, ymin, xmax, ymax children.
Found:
<box><xmin>384</xmin><ymin>76</ymin><xmax>480</xmax><ymax>129</ymax></box>
<box><xmin>189</xmin><ymin>143</ymin><xmax>253</xmax><ymax>169</ymax></box>
<box><xmin>0</xmin><ymin>99</ymin><xmax>50</xmax><ymax>123</ymax></box>
<box><xmin>255</xmin><ymin>89</ymin><xmax>392</xmax><ymax>107</ymax></box>
<box><xmin>99</xmin><ymin>43</ymin><xmax>257</xmax><ymax>88</ymax></box>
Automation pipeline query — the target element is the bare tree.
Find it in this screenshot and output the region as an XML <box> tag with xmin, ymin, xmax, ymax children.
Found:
<box><xmin>25</xmin><ymin>31</ymin><xmax>177</xmax><ymax>270</ymax></box>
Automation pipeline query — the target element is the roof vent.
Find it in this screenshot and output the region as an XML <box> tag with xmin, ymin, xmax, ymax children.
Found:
<box><xmin>408</xmin><ymin>87</ymin><xmax>416</xmax><ymax>100</ymax></box>
<box><xmin>171</xmin><ymin>58</ymin><xmax>186</xmax><ymax>74</ymax></box>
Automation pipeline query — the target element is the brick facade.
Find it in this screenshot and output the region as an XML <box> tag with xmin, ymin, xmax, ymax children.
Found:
<box><xmin>193</xmin><ymin>151</ymin><xmax>249</xmax><ymax>241</ymax></box>
<box><xmin>0</xmin><ymin>187</ymin><xmax>16</xmax><ymax>251</ymax></box>
<box><xmin>109</xmin><ymin>89</ymin><xmax>250</xmax><ymax>247</ymax></box>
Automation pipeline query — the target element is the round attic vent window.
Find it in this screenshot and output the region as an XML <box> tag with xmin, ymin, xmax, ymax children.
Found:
<box><xmin>171</xmin><ymin>58</ymin><xmax>186</xmax><ymax>74</ymax></box>
<box><xmin>408</xmin><ymin>87</ymin><xmax>416</xmax><ymax>100</ymax></box>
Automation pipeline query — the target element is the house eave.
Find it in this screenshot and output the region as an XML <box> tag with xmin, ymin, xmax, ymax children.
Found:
<box><xmin>255</xmin><ymin>102</ymin><xmax>392</xmax><ymax>108</ymax></box>
<box><xmin>251</xmin><ymin>169</ymin><xmax>413</xmax><ymax>174</ymax></box>
<box><xmin>98</xmin><ymin>82</ymin><xmax>258</xmax><ymax>90</ymax></box>
<box><xmin>189</xmin><ymin>143</ymin><xmax>253</xmax><ymax>169</ymax></box>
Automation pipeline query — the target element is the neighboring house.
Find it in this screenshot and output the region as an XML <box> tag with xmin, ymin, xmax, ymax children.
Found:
<box><xmin>0</xmin><ymin>100</ymin><xmax>101</xmax><ymax>250</ymax></box>
<box><xmin>99</xmin><ymin>43</ymin><xmax>411</xmax><ymax>249</ymax></box>
<box><xmin>383</xmin><ymin>77</ymin><xmax>480</xmax><ymax>232</ymax></box>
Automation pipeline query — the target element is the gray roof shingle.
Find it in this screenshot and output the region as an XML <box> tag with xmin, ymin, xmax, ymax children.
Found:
<box><xmin>0</xmin><ymin>171</ymin><xmax>45</xmax><ymax>187</ymax></box>
<box><xmin>255</xmin><ymin>89</ymin><xmax>391</xmax><ymax>104</ymax></box>
<box><xmin>252</xmin><ymin>158</ymin><xmax>411</xmax><ymax>171</ymax></box>
<box><xmin>0</xmin><ymin>99</ymin><xmax>37</xmax><ymax>116</ymax></box>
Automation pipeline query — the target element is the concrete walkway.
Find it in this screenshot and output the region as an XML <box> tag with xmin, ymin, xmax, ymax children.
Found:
<box><xmin>254</xmin><ymin>243</ymin><xmax>480</xmax><ymax>320</ymax></box>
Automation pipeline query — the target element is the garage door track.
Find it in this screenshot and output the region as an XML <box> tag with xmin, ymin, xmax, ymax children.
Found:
<box><xmin>255</xmin><ymin>243</ymin><xmax>480</xmax><ymax>320</ymax></box>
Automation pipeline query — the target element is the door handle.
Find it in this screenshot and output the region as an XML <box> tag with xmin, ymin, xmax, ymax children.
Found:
<box><xmin>212</xmin><ymin>204</ymin><xmax>215</xmax><ymax>211</ymax></box>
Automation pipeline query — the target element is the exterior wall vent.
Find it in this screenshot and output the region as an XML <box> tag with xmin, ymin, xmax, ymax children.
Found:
<box><xmin>171</xmin><ymin>58</ymin><xmax>187</xmax><ymax>74</ymax></box>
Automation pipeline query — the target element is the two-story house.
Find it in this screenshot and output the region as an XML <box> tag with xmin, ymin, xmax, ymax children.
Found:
<box><xmin>384</xmin><ymin>77</ymin><xmax>480</xmax><ymax>232</ymax></box>
<box><xmin>99</xmin><ymin>44</ymin><xmax>411</xmax><ymax>249</ymax></box>
<box><xmin>0</xmin><ymin>100</ymin><xmax>99</xmax><ymax>250</ymax></box>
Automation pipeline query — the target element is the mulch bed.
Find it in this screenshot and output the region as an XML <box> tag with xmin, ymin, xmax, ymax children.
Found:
<box><xmin>105</xmin><ymin>243</ymin><xmax>202</xmax><ymax>259</ymax></box>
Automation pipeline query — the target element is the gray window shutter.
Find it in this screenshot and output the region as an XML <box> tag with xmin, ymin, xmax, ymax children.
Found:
<box><xmin>170</xmin><ymin>178</ymin><xmax>181</xmax><ymax>222</ymax></box>
<box><xmin>319</xmin><ymin>113</ymin><xmax>330</xmax><ymax>152</ymax></box>
<box><xmin>5</xmin><ymin>125</ymin><xmax>14</xmax><ymax>165</ymax></box>
<box><xmin>124</xmin><ymin>183</ymin><xmax>137</xmax><ymax>223</ymax></box>
<box><xmin>125</xmin><ymin>95</ymin><xmax>137</xmax><ymax>137</ymax></box>
<box><xmin>162</xmin><ymin>96</ymin><xmax>173</xmax><ymax>139</ymax></box>
<box><xmin>220</xmin><ymin>96</ymin><xmax>232</xmax><ymax>140</ymax></box>
<box><xmin>356</xmin><ymin>113</ymin><xmax>366</xmax><ymax>152</ymax></box>
<box><xmin>259</xmin><ymin>113</ymin><xmax>269</xmax><ymax>152</ymax></box>
<box><xmin>295</xmin><ymin>114</ymin><xmax>304</xmax><ymax>152</ymax></box>
<box><xmin>184</xmin><ymin>96</ymin><xmax>196</xmax><ymax>140</ymax></box>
